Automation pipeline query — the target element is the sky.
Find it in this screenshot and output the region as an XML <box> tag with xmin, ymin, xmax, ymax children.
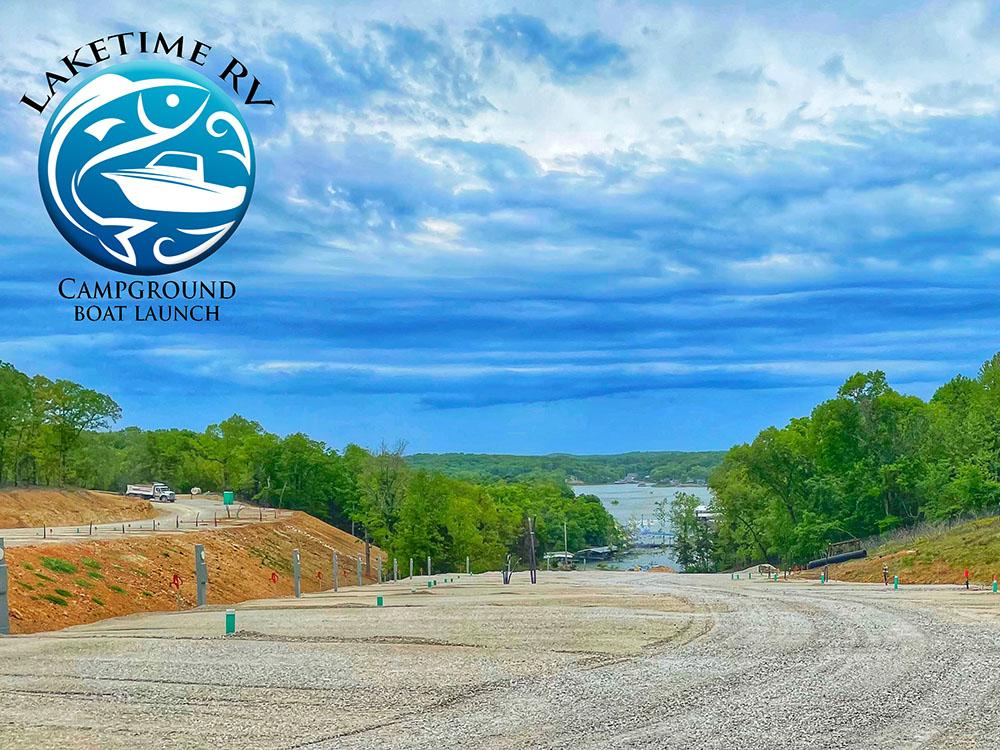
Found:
<box><xmin>2</xmin><ymin>1</ymin><xmax>1000</xmax><ymax>454</ymax></box>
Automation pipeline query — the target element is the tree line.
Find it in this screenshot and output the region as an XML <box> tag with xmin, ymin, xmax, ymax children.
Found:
<box><xmin>405</xmin><ymin>450</ymin><xmax>724</xmax><ymax>485</ymax></box>
<box><xmin>704</xmin><ymin>353</ymin><xmax>1000</xmax><ymax>570</ymax></box>
<box><xmin>0</xmin><ymin>361</ymin><xmax>621</xmax><ymax>571</ymax></box>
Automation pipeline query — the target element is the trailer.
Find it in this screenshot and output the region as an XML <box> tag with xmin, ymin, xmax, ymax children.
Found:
<box><xmin>126</xmin><ymin>482</ymin><xmax>176</xmax><ymax>502</ymax></box>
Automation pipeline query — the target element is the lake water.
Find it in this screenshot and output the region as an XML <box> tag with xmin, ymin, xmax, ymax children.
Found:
<box><xmin>572</xmin><ymin>483</ymin><xmax>713</xmax><ymax>570</ymax></box>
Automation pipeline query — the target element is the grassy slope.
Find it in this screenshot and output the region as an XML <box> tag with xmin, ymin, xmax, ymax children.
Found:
<box><xmin>821</xmin><ymin>516</ymin><xmax>1000</xmax><ymax>586</ymax></box>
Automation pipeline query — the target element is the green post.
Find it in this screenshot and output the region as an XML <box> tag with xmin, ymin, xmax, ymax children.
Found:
<box><xmin>427</xmin><ymin>581</ymin><xmax>432</xmax><ymax>589</ymax></box>
<box><xmin>223</xmin><ymin>491</ymin><xmax>234</xmax><ymax>506</ymax></box>
<box><xmin>993</xmin><ymin>578</ymin><xmax>998</xmax><ymax>594</ymax></box>
<box><xmin>225</xmin><ymin>609</ymin><xmax>235</xmax><ymax>634</ymax></box>
<box><xmin>821</xmin><ymin>572</ymin><xmax>826</xmax><ymax>584</ymax></box>
<box><xmin>893</xmin><ymin>575</ymin><xmax>899</xmax><ymax>590</ymax></box>
<box><xmin>376</xmin><ymin>595</ymin><xmax>384</xmax><ymax>607</ymax></box>
<box><xmin>749</xmin><ymin>572</ymin><xmax>752</xmax><ymax>580</ymax></box>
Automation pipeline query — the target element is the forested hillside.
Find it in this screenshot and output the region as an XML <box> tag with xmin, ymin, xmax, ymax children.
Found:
<box><xmin>0</xmin><ymin>361</ymin><xmax>621</xmax><ymax>571</ymax></box>
<box><xmin>405</xmin><ymin>451</ymin><xmax>724</xmax><ymax>484</ymax></box>
<box><xmin>708</xmin><ymin>353</ymin><xmax>1000</xmax><ymax>569</ymax></box>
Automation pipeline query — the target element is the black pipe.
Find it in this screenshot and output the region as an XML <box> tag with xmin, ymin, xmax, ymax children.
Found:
<box><xmin>806</xmin><ymin>549</ymin><xmax>867</xmax><ymax>569</ymax></box>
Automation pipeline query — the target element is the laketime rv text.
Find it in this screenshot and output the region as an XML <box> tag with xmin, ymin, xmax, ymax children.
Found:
<box><xmin>21</xmin><ymin>32</ymin><xmax>273</xmax><ymax>113</ymax></box>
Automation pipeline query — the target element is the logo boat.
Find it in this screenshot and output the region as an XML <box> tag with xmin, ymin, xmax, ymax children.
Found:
<box><xmin>102</xmin><ymin>151</ymin><xmax>246</xmax><ymax>213</ymax></box>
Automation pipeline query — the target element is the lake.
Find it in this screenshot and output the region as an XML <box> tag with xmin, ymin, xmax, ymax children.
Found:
<box><xmin>571</xmin><ymin>483</ymin><xmax>713</xmax><ymax>570</ymax></box>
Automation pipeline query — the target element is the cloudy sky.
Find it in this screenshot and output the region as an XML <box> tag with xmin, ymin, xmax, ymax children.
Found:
<box><xmin>2</xmin><ymin>0</ymin><xmax>1000</xmax><ymax>454</ymax></box>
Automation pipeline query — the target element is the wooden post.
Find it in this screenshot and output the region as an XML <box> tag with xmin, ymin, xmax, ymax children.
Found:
<box><xmin>527</xmin><ymin>517</ymin><xmax>537</xmax><ymax>584</ymax></box>
<box><xmin>333</xmin><ymin>553</ymin><xmax>339</xmax><ymax>592</ymax></box>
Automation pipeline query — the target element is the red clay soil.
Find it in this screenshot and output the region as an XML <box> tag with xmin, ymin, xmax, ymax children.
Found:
<box><xmin>0</xmin><ymin>488</ymin><xmax>155</xmax><ymax>528</ymax></box>
<box><xmin>5</xmin><ymin>512</ymin><xmax>384</xmax><ymax>634</ymax></box>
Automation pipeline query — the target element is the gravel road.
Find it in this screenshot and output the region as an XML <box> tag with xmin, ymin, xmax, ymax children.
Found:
<box><xmin>2</xmin><ymin>571</ymin><xmax>999</xmax><ymax>749</ymax></box>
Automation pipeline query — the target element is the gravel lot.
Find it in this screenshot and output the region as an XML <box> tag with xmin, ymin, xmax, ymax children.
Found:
<box><xmin>2</xmin><ymin>571</ymin><xmax>1000</xmax><ymax>749</ymax></box>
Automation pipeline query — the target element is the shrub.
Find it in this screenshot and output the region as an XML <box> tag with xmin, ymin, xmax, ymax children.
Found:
<box><xmin>81</xmin><ymin>558</ymin><xmax>101</xmax><ymax>570</ymax></box>
<box><xmin>54</xmin><ymin>588</ymin><xmax>73</xmax><ymax>597</ymax></box>
<box><xmin>109</xmin><ymin>584</ymin><xmax>126</xmax><ymax>594</ymax></box>
<box><xmin>74</xmin><ymin>578</ymin><xmax>93</xmax><ymax>589</ymax></box>
<box><xmin>40</xmin><ymin>593</ymin><xmax>68</xmax><ymax>606</ymax></box>
<box><xmin>91</xmin><ymin>597</ymin><xmax>104</xmax><ymax>606</ymax></box>
<box><xmin>87</xmin><ymin>571</ymin><xmax>104</xmax><ymax>580</ymax></box>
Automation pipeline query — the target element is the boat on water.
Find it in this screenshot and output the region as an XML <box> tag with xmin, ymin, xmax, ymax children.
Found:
<box><xmin>103</xmin><ymin>151</ymin><xmax>245</xmax><ymax>213</ymax></box>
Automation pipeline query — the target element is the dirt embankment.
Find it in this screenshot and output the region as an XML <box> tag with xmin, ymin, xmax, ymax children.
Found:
<box><xmin>0</xmin><ymin>488</ymin><xmax>155</xmax><ymax>529</ymax></box>
<box><xmin>5</xmin><ymin>512</ymin><xmax>383</xmax><ymax>634</ymax></box>
<box><xmin>806</xmin><ymin>516</ymin><xmax>1000</xmax><ymax>586</ymax></box>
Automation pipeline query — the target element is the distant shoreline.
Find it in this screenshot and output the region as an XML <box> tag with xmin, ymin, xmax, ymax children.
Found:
<box><xmin>570</xmin><ymin>481</ymin><xmax>708</xmax><ymax>489</ymax></box>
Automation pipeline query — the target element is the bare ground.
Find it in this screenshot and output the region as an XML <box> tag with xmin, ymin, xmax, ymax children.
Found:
<box><xmin>0</xmin><ymin>488</ymin><xmax>155</xmax><ymax>528</ymax></box>
<box><xmin>2</xmin><ymin>571</ymin><xmax>1000</xmax><ymax>749</ymax></box>
<box><xmin>3</xmin><ymin>511</ymin><xmax>383</xmax><ymax>633</ymax></box>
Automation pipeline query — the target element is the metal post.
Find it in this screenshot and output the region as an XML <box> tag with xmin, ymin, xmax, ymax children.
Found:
<box><xmin>357</xmin><ymin>556</ymin><xmax>363</xmax><ymax>587</ymax></box>
<box><xmin>365</xmin><ymin>540</ymin><xmax>371</xmax><ymax>576</ymax></box>
<box><xmin>409</xmin><ymin>557</ymin><xmax>414</xmax><ymax>580</ymax></box>
<box><xmin>427</xmin><ymin>555</ymin><xmax>432</xmax><ymax>577</ymax></box>
<box><xmin>393</xmin><ymin>558</ymin><xmax>398</xmax><ymax>582</ymax></box>
<box><xmin>0</xmin><ymin>539</ymin><xmax>9</xmax><ymax>636</ymax></box>
<box><xmin>194</xmin><ymin>544</ymin><xmax>208</xmax><ymax>607</ymax></box>
<box><xmin>466</xmin><ymin>556</ymin><xmax>470</xmax><ymax>575</ymax></box>
<box><xmin>377</xmin><ymin>557</ymin><xmax>383</xmax><ymax>584</ymax></box>
<box><xmin>333</xmin><ymin>553</ymin><xmax>339</xmax><ymax>592</ymax></box>
<box><xmin>292</xmin><ymin>549</ymin><xmax>302</xmax><ymax>598</ymax></box>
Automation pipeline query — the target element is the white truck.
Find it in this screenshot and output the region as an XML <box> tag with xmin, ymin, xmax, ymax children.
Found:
<box><xmin>126</xmin><ymin>482</ymin><xmax>176</xmax><ymax>502</ymax></box>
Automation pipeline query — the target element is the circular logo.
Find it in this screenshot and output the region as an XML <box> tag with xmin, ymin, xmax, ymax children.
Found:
<box><xmin>38</xmin><ymin>61</ymin><xmax>255</xmax><ymax>275</ymax></box>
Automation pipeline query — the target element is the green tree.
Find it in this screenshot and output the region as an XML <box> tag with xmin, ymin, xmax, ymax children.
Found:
<box><xmin>36</xmin><ymin>377</ymin><xmax>121</xmax><ymax>483</ymax></box>
<box><xmin>0</xmin><ymin>362</ymin><xmax>31</xmax><ymax>484</ymax></box>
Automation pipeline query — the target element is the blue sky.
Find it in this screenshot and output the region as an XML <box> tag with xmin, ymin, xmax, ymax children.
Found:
<box><xmin>2</xmin><ymin>1</ymin><xmax>1000</xmax><ymax>454</ymax></box>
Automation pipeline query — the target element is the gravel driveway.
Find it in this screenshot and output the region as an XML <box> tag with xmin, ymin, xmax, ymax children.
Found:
<box><xmin>1</xmin><ymin>572</ymin><xmax>998</xmax><ymax>749</ymax></box>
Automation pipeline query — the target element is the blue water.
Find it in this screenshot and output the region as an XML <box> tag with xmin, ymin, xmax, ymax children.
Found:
<box><xmin>572</xmin><ymin>483</ymin><xmax>712</xmax><ymax>570</ymax></box>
